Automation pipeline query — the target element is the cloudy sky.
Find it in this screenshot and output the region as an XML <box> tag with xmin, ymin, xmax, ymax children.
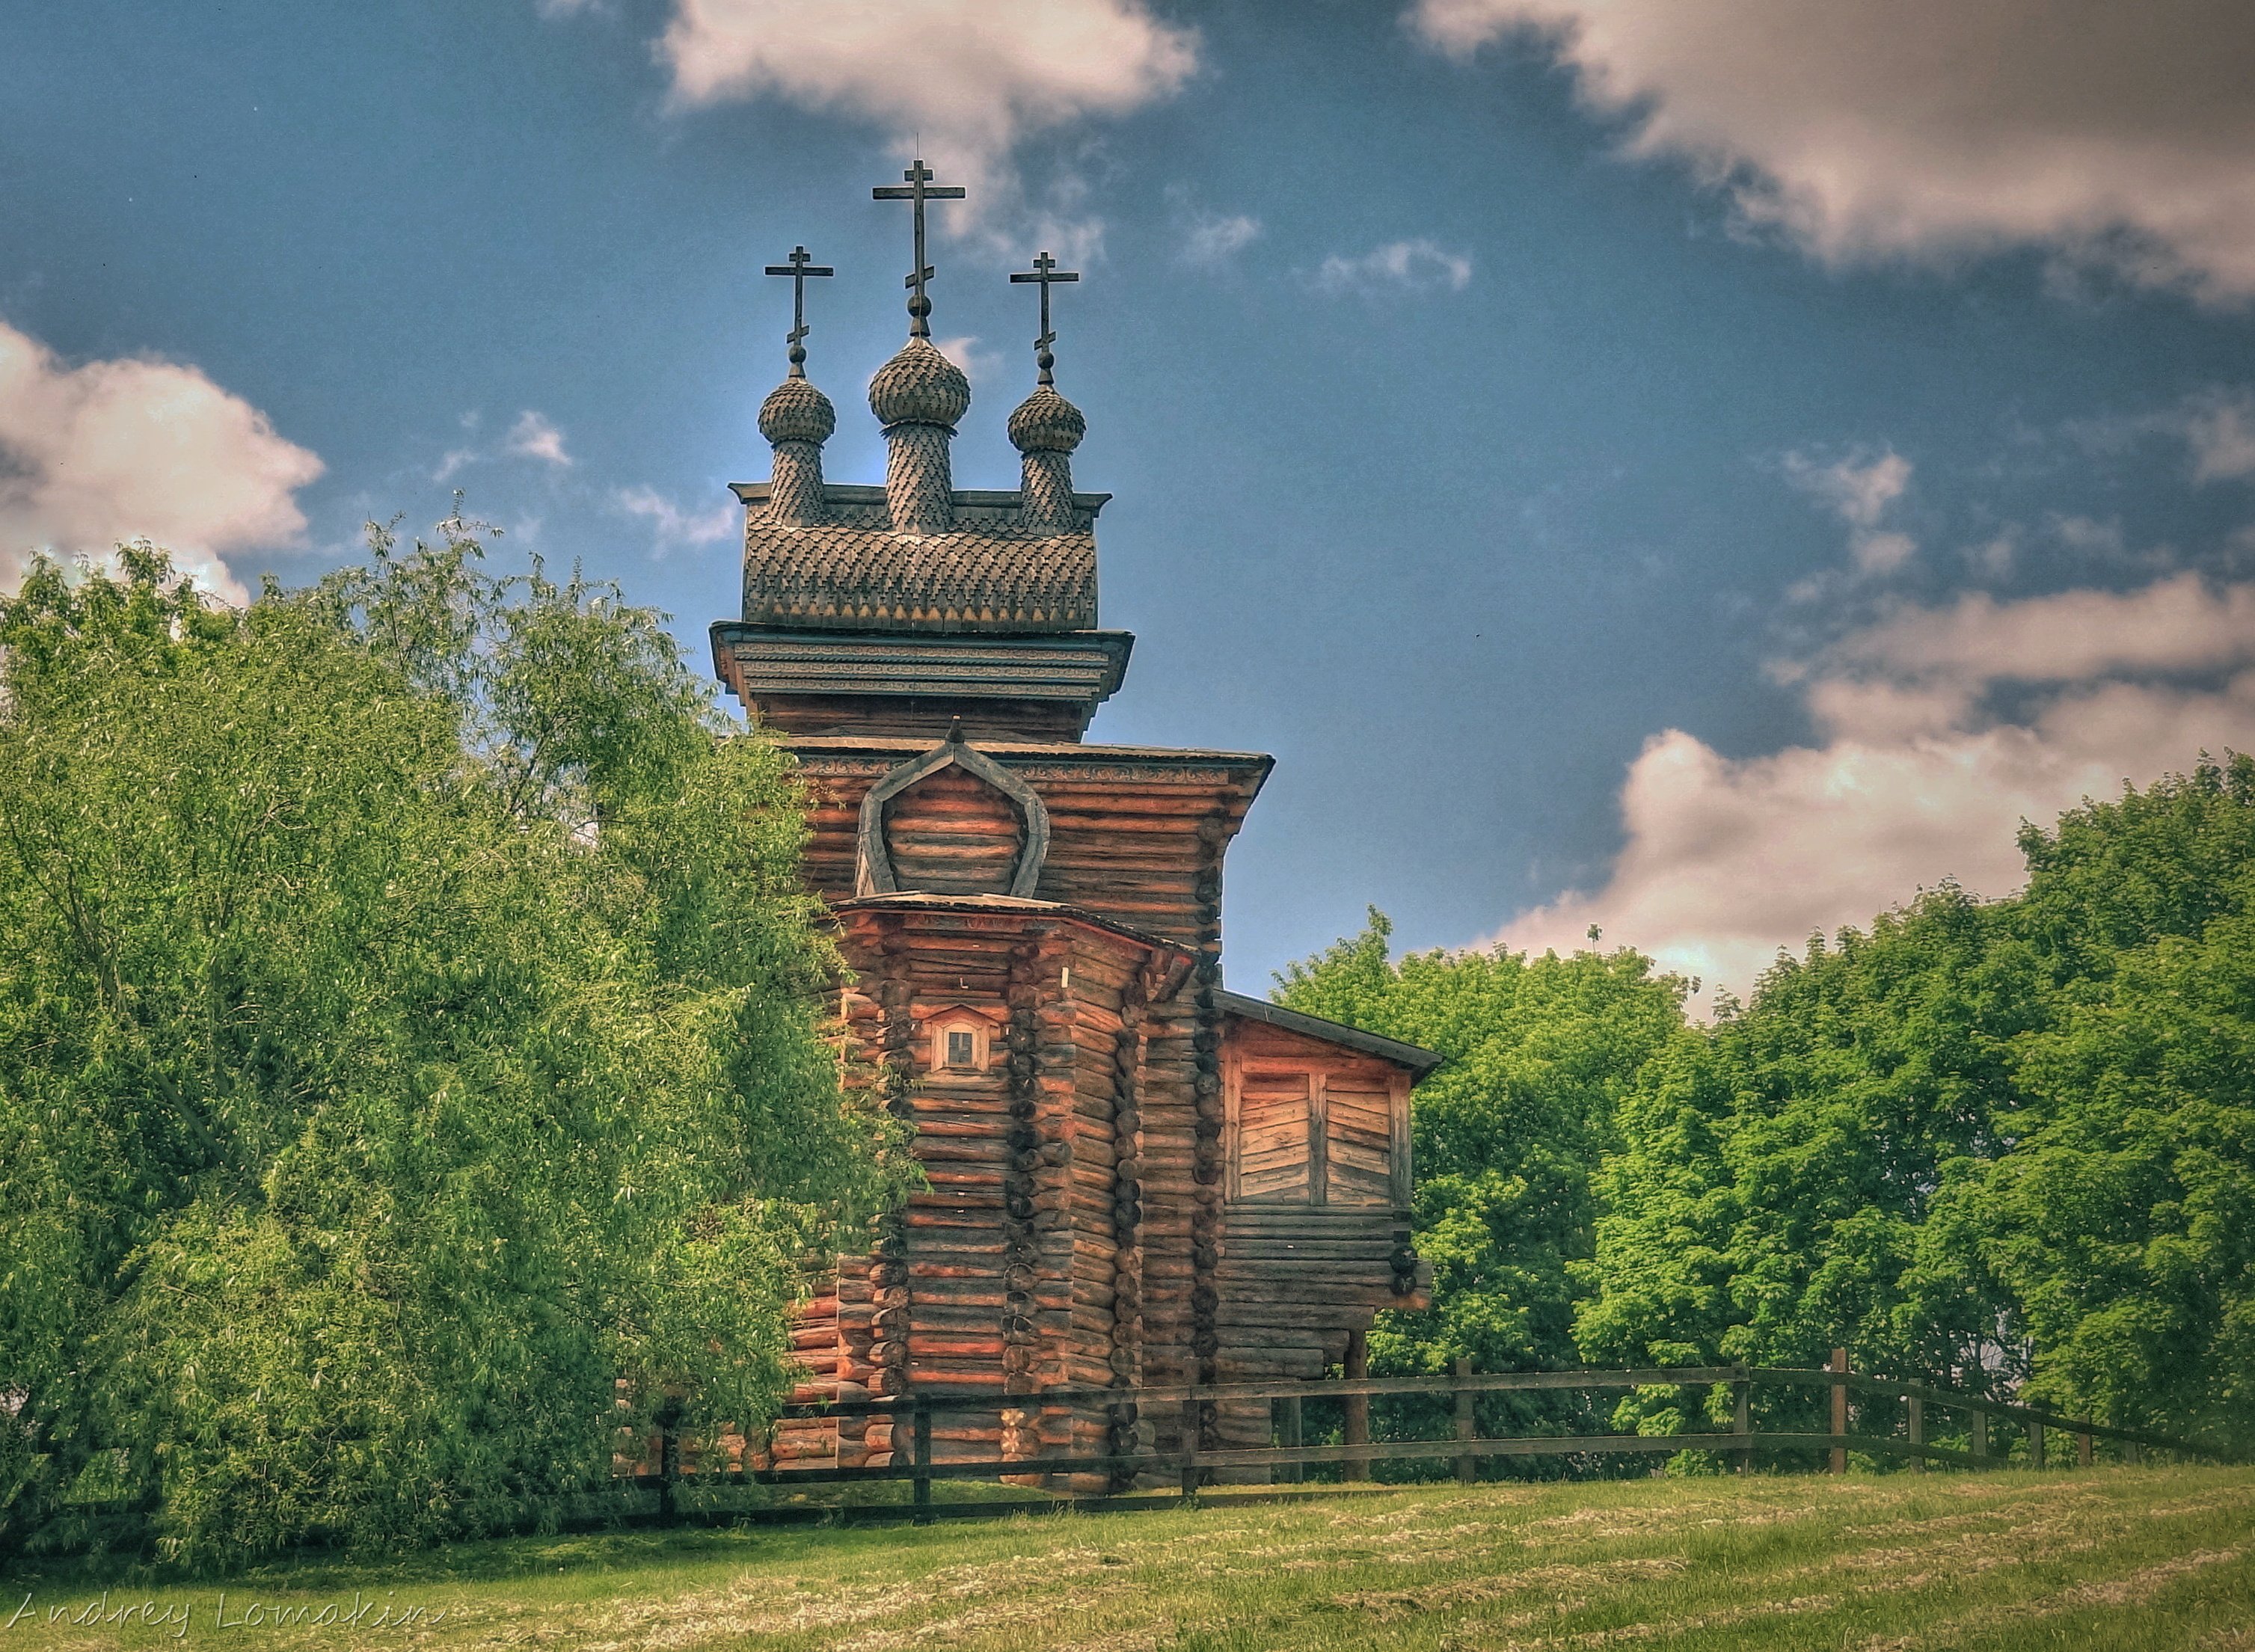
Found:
<box><xmin>7</xmin><ymin>0</ymin><xmax>2255</xmax><ymax>999</ymax></box>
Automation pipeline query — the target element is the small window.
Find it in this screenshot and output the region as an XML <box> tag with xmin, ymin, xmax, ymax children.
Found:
<box><xmin>926</xmin><ymin>1010</ymin><xmax>992</xmax><ymax>1075</ymax></box>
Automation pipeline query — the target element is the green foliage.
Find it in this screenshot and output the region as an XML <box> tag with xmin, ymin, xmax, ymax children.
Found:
<box><xmin>1576</xmin><ymin>888</ymin><xmax>2041</xmax><ymax>1400</ymax></box>
<box><xmin>1275</xmin><ymin>912</ymin><xmax>1685</xmax><ymax>1425</ymax></box>
<box><xmin>1573</xmin><ymin>757</ymin><xmax>2255</xmax><ymax>1451</ymax></box>
<box><xmin>1286</xmin><ymin>758</ymin><xmax>2255</xmax><ymax>1458</ymax></box>
<box><xmin>0</xmin><ymin>526</ymin><xmax>909</xmax><ymax>1565</ymax></box>
<box><xmin>1923</xmin><ymin>758</ymin><xmax>2255</xmax><ymax>1446</ymax></box>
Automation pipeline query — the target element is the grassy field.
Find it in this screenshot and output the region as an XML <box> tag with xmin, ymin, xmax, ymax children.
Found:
<box><xmin>5</xmin><ymin>1467</ymin><xmax>2252</xmax><ymax>1651</ymax></box>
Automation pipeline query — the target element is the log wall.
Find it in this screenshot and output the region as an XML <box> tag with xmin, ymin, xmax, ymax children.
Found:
<box><xmin>767</xmin><ymin>902</ymin><xmax>1196</xmax><ymax>1487</ymax></box>
<box><xmin>789</xmin><ymin>740</ymin><xmax>1268</xmax><ymax>949</ymax></box>
<box><xmin>882</xmin><ymin>764</ymin><xmax>1025</xmax><ymax>895</ymax></box>
<box><xmin>770</xmin><ymin>733</ymin><xmax>1431</xmax><ymax>1489</ymax></box>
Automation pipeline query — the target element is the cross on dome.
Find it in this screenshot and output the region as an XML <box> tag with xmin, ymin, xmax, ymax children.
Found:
<box><xmin>872</xmin><ymin>160</ymin><xmax>966</xmax><ymax>339</ymax></box>
<box><xmin>763</xmin><ymin>245</ymin><xmax>833</xmax><ymax>378</ymax></box>
<box><xmin>1009</xmin><ymin>251</ymin><xmax>1079</xmax><ymax>387</ymax></box>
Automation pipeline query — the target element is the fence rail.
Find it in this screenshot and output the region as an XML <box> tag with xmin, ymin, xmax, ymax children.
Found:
<box><xmin>631</xmin><ymin>1350</ymin><xmax>2233</xmax><ymax>1525</ymax></box>
<box><xmin>31</xmin><ymin>1354</ymin><xmax>2227</xmax><ymax>1556</ymax></box>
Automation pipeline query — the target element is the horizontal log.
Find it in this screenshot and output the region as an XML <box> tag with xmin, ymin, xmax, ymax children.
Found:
<box><xmin>628</xmin><ymin>1432</ymin><xmax>1738</xmax><ymax>1490</ymax></box>
<box><xmin>1218</xmin><ymin>1262</ymin><xmax>1389</xmax><ymax>1289</ymax></box>
<box><xmin>906</xmin><ymin>1335</ymin><xmax>1008</xmax><ymax>1357</ymax></box>
<box><xmin>1215</xmin><ymin>1304</ymin><xmax>1384</xmax><ymax>1331</ymax></box>
<box><xmin>1223</xmin><ymin>1209</ymin><xmax>1404</xmax><ymax>1237</ymax></box>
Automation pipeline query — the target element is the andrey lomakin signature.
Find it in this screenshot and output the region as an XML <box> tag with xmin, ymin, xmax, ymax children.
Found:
<box><xmin>7</xmin><ymin>1589</ymin><xmax>447</xmax><ymax>1638</ymax></box>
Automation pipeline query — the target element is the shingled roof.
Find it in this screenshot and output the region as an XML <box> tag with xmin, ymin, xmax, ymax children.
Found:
<box><xmin>732</xmin><ymin>483</ymin><xmax>1105</xmax><ymax>634</ymax></box>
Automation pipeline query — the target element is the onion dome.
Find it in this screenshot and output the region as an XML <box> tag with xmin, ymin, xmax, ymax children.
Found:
<box><xmin>758</xmin><ymin>375</ymin><xmax>836</xmax><ymax>446</ymax></box>
<box><xmin>1006</xmin><ymin>385</ymin><xmax>1086</xmax><ymax>455</ymax></box>
<box><xmin>868</xmin><ymin>337</ymin><xmax>971</xmax><ymax>430</ymax></box>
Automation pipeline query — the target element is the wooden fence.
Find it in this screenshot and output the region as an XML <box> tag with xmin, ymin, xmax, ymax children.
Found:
<box><xmin>25</xmin><ymin>1352</ymin><xmax>2233</xmax><ymax>1556</ymax></box>
<box><xmin>630</xmin><ymin>1349</ymin><xmax>2234</xmax><ymax>1526</ymax></box>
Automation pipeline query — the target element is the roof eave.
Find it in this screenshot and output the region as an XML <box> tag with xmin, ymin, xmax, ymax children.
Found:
<box><xmin>1213</xmin><ymin>988</ymin><xmax>1445</xmax><ymax>1075</ymax></box>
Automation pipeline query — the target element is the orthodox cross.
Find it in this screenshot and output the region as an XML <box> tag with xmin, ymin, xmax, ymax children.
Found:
<box><xmin>762</xmin><ymin>245</ymin><xmax>833</xmax><ymax>378</ymax></box>
<box><xmin>872</xmin><ymin>160</ymin><xmax>965</xmax><ymax>338</ymax></box>
<box><xmin>1010</xmin><ymin>251</ymin><xmax>1079</xmax><ymax>386</ymax></box>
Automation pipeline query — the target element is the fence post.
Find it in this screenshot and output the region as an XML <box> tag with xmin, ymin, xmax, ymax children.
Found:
<box><xmin>1829</xmin><ymin>1348</ymin><xmax>1849</xmax><ymax>1475</ymax></box>
<box><xmin>2028</xmin><ymin>1418</ymin><xmax>2045</xmax><ymax>1471</ymax></box>
<box><xmin>1733</xmin><ymin>1364</ymin><xmax>1752</xmax><ymax>1476</ymax></box>
<box><xmin>1907</xmin><ymin>1394</ymin><xmax>1924</xmax><ymax>1474</ymax></box>
<box><xmin>656</xmin><ymin>1395</ymin><xmax>682</xmax><ymax>1526</ymax></box>
<box><xmin>1453</xmin><ymin>1355</ymin><xmax>1476</xmax><ymax>1485</ymax></box>
<box><xmin>1275</xmin><ymin>1394</ymin><xmax>1304</xmax><ymax>1486</ymax></box>
<box><xmin>1344</xmin><ymin>1330</ymin><xmax>1372</xmax><ymax>1483</ymax></box>
<box><xmin>2078</xmin><ymin>1428</ymin><xmax>2093</xmax><ymax>1468</ymax></box>
<box><xmin>1179</xmin><ymin>1391</ymin><xmax>1200</xmax><ymax>1498</ymax></box>
<box><xmin>2126</xmin><ymin>1438</ymin><xmax>2142</xmax><ymax>1467</ymax></box>
<box><xmin>911</xmin><ymin>1393</ymin><xmax>933</xmax><ymax>1526</ymax></box>
<box><xmin>1971</xmin><ymin>1407</ymin><xmax>1989</xmax><ymax>1467</ymax></box>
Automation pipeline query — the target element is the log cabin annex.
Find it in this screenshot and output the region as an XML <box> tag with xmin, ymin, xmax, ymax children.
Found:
<box><xmin>708</xmin><ymin>167</ymin><xmax>1440</xmax><ymax>1487</ymax></box>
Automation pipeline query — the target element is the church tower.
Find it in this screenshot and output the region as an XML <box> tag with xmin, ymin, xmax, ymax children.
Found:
<box><xmin>710</xmin><ymin>167</ymin><xmax>1437</xmax><ymax>1487</ymax></box>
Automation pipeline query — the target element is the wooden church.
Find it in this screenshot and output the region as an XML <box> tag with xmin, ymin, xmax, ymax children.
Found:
<box><xmin>714</xmin><ymin>169</ymin><xmax>1439</xmax><ymax>1485</ymax></box>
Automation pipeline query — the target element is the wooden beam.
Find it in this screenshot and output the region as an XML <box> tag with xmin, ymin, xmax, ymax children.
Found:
<box><xmin>1343</xmin><ymin>1330</ymin><xmax>1370</xmax><ymax>1483</ymax></box>
<box><xmin>1453</xmin><ymin>1356</ymin><xmax>1475</xmax><ymax>1484</ymax></box>
<box><xmin>1829</xmin><ymin>1348</ymin><xmax>1849</xmax><ymax>1475</ymax></box>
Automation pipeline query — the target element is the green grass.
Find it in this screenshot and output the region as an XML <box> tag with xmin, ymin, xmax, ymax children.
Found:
<box><xmin>6</xmin><ymin>1468</ymin><xmax>2253</xmax><ymax>1650</ymax></box>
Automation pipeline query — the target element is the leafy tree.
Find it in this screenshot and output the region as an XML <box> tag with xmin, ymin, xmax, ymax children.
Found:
<box><xmin>1577</xmin><ymin>888</ymin><xmax>2040</xmax><ymax>1378</ymax></box>
<box><xmin>1918</xmin><ymin>758</ymin><xmax>2255</xmax><ymax>1449</ymax></box>
<box><xmin>0</xmin><ymin>524</ymin><xmax>908</xmax><ymax>1564</ymax></box>
<box><xmin>1576</xmin><ymin>758</ymin><xmax>2255</xmax><ymax>1455</ymax></box>
<box><xmin>1275</xmin><ymin>912</ymin><xmax>1685</xmax><ymax>1437</ymax></box>
<box><xmin>1573</xmin><ymin>889</ymin><xmax>2042</xmax><ymax>1449</ymax></box>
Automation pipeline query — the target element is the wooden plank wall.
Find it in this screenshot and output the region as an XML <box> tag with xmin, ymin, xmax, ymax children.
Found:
<box><xmin>788</xmin><ymin>743</ymin><xmax>1253</xmax><ymax>1476</ymax></box>
<box><xmin>1212</xmin><ymin>1018</ymin><xmax>1426</xmax><ymax>1475</ymax></box>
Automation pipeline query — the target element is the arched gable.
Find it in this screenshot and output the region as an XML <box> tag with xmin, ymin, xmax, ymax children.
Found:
<box><xmin>855</xmin><ymin>725</ymin><xmax>1051</xmax><ymax>899</ymax></box>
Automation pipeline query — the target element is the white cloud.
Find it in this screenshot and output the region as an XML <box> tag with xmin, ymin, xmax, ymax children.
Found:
<box><xmin>1492</xmin><ymin>574</ymin><xmax>2255</xmax><ymax>1004</ymax></box>
<box><xmin>1180</xmin><ymin>210</ymin><xmax>1262</xmax><ymax>270</ymax></box>
<box><xmin>2064</xmin><ymin>387</ymin><xmax>2255</xmax><ymax>492</ymax></box>
<box><xmin>1788</xmin><ymin>449</ymin><xmax>1906</xmax><ymax>532</ymax></box>
<box><xmin>0</xmin><ymin>318</ymin><xmax>323</xmax><ymax>604</ymax></box>
<box><xmin>1785</xmin><ymin>448</ymin><xmax>1918</xmax><ymax>580</ymax></box>
<box><xmin>2048</xmin><ymin>514</ymin><xmax>2130</xmax><ymax>563</ymax></box>
<box><xmin>930</xmin><ymin>334</ymin><xmax>1004</xmax><ymax>385</ymax></box>
<box><xmin>1314</xmin><ymin>239</ymin><xmax>1473</xmax><ymax>296</ymax></box>
<box><xmin>613</xmin><ymin>485</ymin><xmax>738</xmax><ymax>554</ymax></box>
<box><xmin>432</xmin><ymin>446</ymin><xmax>479</xmax><ymax>484</ymax></box>
<box><xmin>506</xmin><ymin>410</ymin><xmax>571</xmax><ymax>467</ymax></box>
<box><xmin>1964</xmin><ymin>529</ymin><xmax>2018</xmax><ymax>581</ymax></box>
<box><xmin>641</xmin><ymin>0</ymin><xmax>1196</xmax><ymax>239</ymax></box>
<box><xmin>1823</xmin><ymin>573</ymin><xmax>2255</xmax><ymax>693</ymax></box>
<box><xmin>1407</xmin><ymin>0</ymin><xmax>2255</xmax><ymax>304</ymax></box>
<box><xmin>2181</xmin><ymin>390</ymin><xmax>2255</xmax><ymax>482</ymax></box>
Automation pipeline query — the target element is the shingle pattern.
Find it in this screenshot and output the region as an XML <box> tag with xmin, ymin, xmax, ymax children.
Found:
<box><xmin>868</xmin><ymin>338</ymin><xmax>971</xmax><ymax>429</ymax></box>
<box><xmin>883</xmin><ymin>421</ymin><xmax>956</xmax><ymax>537</ymax></box>
<box><xmin>743</xmin><ymin>497</ymin><xmax>1096</xmax><ymax>632</ymax></box>
<box><xmin>1006</xmin><ymin>386</ymin><xmax>1084</xmax><ymax>455</ymax></box>
<box><xmin>759</xmin><ymin>375</ymin><xmax>836</xmax><ymax>444</ymax></box>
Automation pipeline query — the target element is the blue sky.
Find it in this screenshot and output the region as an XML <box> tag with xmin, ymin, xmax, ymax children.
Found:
<box><xmin>7</xmin><ymin>0</ymin><xmax>2255</xmax><ymax>998</ymax></box>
